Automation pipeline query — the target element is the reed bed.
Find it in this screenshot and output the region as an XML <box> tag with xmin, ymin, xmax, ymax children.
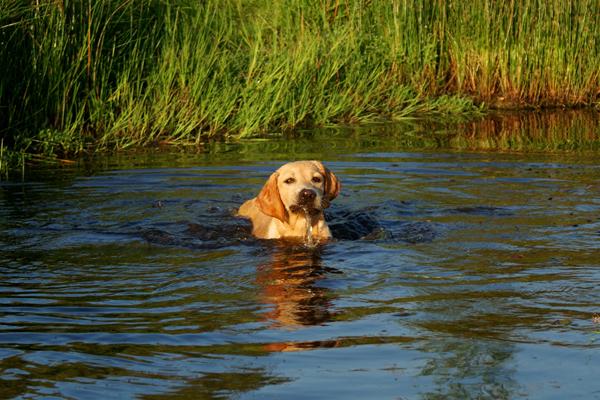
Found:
<box><xmin>1</xmin><ymin>0</ymin><xmax>599</xmax><ymax>172</ymax></box>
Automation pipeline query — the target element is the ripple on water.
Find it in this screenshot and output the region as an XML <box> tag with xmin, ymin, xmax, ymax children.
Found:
<box><xmin>1</xmin><ymin>148</ymin><xmax>600</xmax><ymax>399</ymax></box>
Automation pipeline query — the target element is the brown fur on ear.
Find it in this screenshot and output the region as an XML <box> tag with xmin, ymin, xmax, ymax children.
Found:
<box><xmin>313</xmin><ymin>161</ymin><xmax>341</xmax><ymax>204</ymax></box>
<box><xmin>256</xmin><ymin>172</ymin><xmax>288</xmax><ymax>222</ymax></box>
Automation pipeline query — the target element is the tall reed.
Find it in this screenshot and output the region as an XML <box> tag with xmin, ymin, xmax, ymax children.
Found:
<box><xmin>1</xmin><ymin>0</ymin><xmax>598</xmax><ymax>171</ymax></box>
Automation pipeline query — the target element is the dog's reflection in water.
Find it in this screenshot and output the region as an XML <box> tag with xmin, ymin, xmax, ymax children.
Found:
<box><xmin>256</xmin><ymin>242</ymin><xmax>340</xmax><ymax>351</ymax></box>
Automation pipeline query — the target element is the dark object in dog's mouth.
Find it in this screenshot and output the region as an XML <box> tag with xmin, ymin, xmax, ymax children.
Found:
<box><xmin>289</xmin><ymin>205</ymin><xmax>322</xmax><ymax>215</ymax></box>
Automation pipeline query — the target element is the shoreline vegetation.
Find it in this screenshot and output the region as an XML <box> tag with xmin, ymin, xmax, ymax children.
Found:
<box><xmin>1</xmin><ymin>0</ymin><xmax>599</xmax><ymax>174</ymax></box>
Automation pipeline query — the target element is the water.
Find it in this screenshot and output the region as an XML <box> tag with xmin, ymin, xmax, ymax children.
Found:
<box><xmin>302</xmin><ymin>208</ymin><xmax>316</xmax><ymax>247</ymax></box>
<box><xmin>1</xmin><ymin>112</ymin><xmax>600</xmax><ymax>399</ymax></box>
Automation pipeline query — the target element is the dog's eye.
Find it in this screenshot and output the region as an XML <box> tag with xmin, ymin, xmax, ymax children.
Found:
<box><xmin>284</xmin><ymin>178</ymin><xmax>296</xmax><ymax>184</ymax></box>
<box><xmin>312</xmin><ymin>176</ymin><xmax>322</xmax><ymax>183</ymax></box>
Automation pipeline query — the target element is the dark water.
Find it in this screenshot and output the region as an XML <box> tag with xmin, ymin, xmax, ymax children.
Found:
<box><xmin>1</xmin><ymin>112</ymin><xmax>600</xmax><ymax>399</ymax></box>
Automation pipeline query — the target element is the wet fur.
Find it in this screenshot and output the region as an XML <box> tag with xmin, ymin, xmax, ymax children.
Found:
<box><xmin>237</xmin><ymin>161</ymin><xmax>340</xmax><ymax>240</ymax></box>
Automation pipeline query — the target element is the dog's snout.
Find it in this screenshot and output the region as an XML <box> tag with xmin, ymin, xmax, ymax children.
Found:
<box><xmin>298</xmin><ymin>188</ymin><xmax>317</xmax><ymax>203</ymax></box>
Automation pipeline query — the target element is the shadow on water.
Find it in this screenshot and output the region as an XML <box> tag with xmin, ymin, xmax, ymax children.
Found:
<box><xmin>139</xmin><ymin>201</ymin><xmax>444</xmax><ymax>249</ymax></box>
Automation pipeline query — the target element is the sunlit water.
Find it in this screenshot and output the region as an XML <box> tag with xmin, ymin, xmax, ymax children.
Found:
<box><xmin>1</xmin><ymin>112</ymin><xmax>600</xmax><ymax>399</ymax></box>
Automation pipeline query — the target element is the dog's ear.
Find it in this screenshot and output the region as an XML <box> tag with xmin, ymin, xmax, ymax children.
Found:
<box><xmin>314</xmin><ymin>161</ymin><xmax>341</xmax><ymax>204</ymax></box>
<box><xmin>256</xmin><ymin>172</ymin><xmax>288</xmax><ymax>222</ymax></box>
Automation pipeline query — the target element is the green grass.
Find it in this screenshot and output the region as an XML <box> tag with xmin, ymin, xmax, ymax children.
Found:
<box><xmin>1</xmin><ymin>0</ymin><xmax>599</xmax><ymax>173</ymax></box>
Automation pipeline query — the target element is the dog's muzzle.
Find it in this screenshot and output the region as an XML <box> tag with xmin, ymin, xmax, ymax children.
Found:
<box><xmin>289</xmin><ymin>189</ymin><xmax>321</xmax><ymax>214</ymax></box>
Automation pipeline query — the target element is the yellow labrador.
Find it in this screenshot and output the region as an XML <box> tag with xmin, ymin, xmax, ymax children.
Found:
<box><xmin>238</xmin><ymin>161</ymin><xmax>341</xmax><ymax>240</ymax></box>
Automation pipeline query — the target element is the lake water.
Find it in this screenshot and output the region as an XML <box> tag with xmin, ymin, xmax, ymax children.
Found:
<box><xmin>1</xmin><ymin>111</ymin><xmax>599</xmax><ymax>399</ymax></box>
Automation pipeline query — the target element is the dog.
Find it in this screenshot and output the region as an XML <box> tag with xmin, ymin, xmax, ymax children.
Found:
<box><xmin>237</xmin><ymin>161</ymin><xmax>340</xmax><ymax>240</ymax></box>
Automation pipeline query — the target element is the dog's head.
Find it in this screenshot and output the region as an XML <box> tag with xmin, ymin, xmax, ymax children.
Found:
<box><xmin>257</xmin><ymin>161</ymin><xmax>340</xmax><ymax>222</ymax></box>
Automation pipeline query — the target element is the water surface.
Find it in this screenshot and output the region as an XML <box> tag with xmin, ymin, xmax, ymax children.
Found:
<box><xmin>1</xmin><ymin>112</ymin><xmax>600</xmax><ymax>399</ymax></box>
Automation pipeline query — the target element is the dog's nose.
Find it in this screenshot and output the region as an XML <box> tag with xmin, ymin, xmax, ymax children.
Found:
<box><xmin>299</xmin><ymin>189</ymin><xmax>317</xmax><ymax>204</ymax></box>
